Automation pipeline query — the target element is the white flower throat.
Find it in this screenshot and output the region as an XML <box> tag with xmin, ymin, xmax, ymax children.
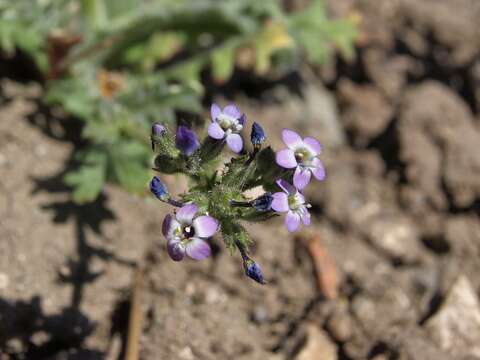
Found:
<box><xmin>294</xmin><ymin>147</ymin><xmax>314</xmax><ymax>166</ymax></box>
<box><xmin>217</xmin><ymin>113</ymin><xmax>243</xmax><ymax>133</ymax></box>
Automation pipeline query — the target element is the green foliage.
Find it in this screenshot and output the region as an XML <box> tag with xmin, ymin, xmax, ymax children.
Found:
<box><xmin>64</xmin><ymin>147</ymin><xmax>107</xmax><ymax>204</ymax></box>
<box><xmin>0</xmin><ymin>0</ymin><xmax>356</xmax><ymax>203</ymax></box>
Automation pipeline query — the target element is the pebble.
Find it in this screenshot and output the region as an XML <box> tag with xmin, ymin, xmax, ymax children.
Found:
<box><xmin>0</xmin><ymin>153</ymin><xmax>7</xmax><ymax>167</ymax></box>
<box><xmin>178</xmin><ymin>346</ymin><xmax>194</xmax><ymax>360</ymax></box>
<box><xmin>326</xmin><ymin>310</ymin><xmax>353</xmax><ymax>342</ymax></box>
<box><xmin>251</xmin><ymin>305</ymin><xmax>269</xmax><ymax>324</ymax></box>
<box><xmin>0</xmin><ymin>272</ymin><xmax>9</xmax><ymax>290</ymax></box>
<box><xmin>425</xmin><ymin>275</ymin><xmax>480</xmax><ymax>357</ymax></box>
<box><xmin>295</xmin><ymin>324</ymin><xmax>337</xmax><ymax>360</ymax></box>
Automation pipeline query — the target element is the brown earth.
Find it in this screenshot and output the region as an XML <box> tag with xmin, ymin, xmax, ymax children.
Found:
<box><xmin>1</xmin><ymin>0</ymin><xmax>480</xmax><ymax>359</ymax></box>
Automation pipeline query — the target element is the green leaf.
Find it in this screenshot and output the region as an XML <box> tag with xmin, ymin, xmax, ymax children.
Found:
<box><xmin>81</xmin><ymin>0</ymin><xmax>108</xmax><ymax>31</ymax></box>
<box><xmin>288</xmin><ymin>0</ymin><xmax>357</xmax><ymax>64</ymax></box>
<box><xmin>64</xmin><ymin>154</ymin><xmax>107</xmax><ymax>204</ymax></box>
<box><xmin>220</xmin><ymin>221</ymin><xmax>252</xmax><ymax>253</ymax></box>
<box><xmin>45</xmin><ymin>78</ymin><xmax>97</xmax><ymax>120</ymax></box>
<box><xmin>239</xmin><ymin>209</ymin><xmax>279</xmax><ymax>222</ymax></box>
<box><xmin>222</xmin><ymin>154</ymin><xmax>257</xmax><ymax>191</ymax></box>
<box><xmin>109</xmin><ymin>141</ymin><xmax>150</xmax><ymax>193</ymax></box>
<box><xmin>111</xmin><ymin>157</ymin><xmax>150</xmax><ymax>193</ymax></box>
<box><xmin>212</xmin><ymin>44</ymin><xmax>235</xmax><ymax>83</ymax></box>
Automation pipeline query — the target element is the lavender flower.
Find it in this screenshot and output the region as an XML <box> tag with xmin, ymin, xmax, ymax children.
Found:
<box><xmin>150</xmin><ymin>176</ymin><xmax>169</xmax><ymax>201</ymax></box>
<box><xmin>162</xmin><ymin>204</ymin><xmax>219</xmax><ymax>261</ymax></box>
<box><xmin>151</xmin><ymin>123</ymin><xmax>166</xmax><ymax>150</ymax></box>
<box><xmin>151</xmin><ymin>123</ymin><xmax>166</xmax><ymax>136</ymax></box>
<box><xmin>250</xmin><ymin>122</ymin><xmax>266</xmax><ymax>148</ymax></box>
<box><xmin>275</xmin><ymin>129</ymin><xmax>325</xmax><ymax>190</ymax></box>
<box><xmin>208</xmin><ymin>103</ymin><xmax>245</xmax><ymax>153</ymax></box>
<box><xmin>176</xmin><ymin>126</ymin><xmax>200</xmax><ymax>156</ymax></box>
<box><xmin>271</xmin><ymin>179</ymin><xmax>311</xmax><ymax>233</ymax></box>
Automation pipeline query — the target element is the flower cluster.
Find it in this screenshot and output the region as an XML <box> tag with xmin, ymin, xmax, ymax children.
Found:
<box><xmin>149</xmin><ymin>103</ymin><xmax>325</xmax><ymax>284</ymax></box>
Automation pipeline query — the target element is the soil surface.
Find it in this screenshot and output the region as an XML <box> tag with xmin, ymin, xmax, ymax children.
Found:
<box><xmin>1</xmin><ymin>0</ymin><xmax>480</xmax><ymax>359</ymax></box>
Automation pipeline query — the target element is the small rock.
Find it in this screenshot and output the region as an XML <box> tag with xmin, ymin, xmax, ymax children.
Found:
<box><xmin>425</xmin><ymin>275</ymin><xmax>480</xmax><ymax>357</ymax></box>
<box><xmin>178</xmin><ymin>346</ymin><xmax>194</xmax><ymax>360</ymax></box>
<box><xmin>30</xmin><ymin>331</ymin><xmax>50</xmax><ymax>347</ymax></box>
<box><xmin>337</xmin><ymin>79</ymin><xmax>393</xmax><ymax>146</ymax></box>
<box><xmin>366</xmin><ymin>214</ymin><xmax>421</xmax><ymax>263</ymax></box>
<box><xmin>0</xmin><ymin>273</ymin><xmax>9</xmax><ymax>290</ymax></box>
<box><xmin>0</xmin><ymin>153</ymin><xmax>7</xmax><ymax>167</ymax></box>
<box><xmin>6</xmin><ymin>338</ymin><xmax>24</xmax><ymax>354</ymax></box>
<box><xmin>302</xmin><ymin>84</ymin><xmax>345</xmax><ymax>149</ymax></box>
<box><xmin>34</xmin><ymin>145</ymin><xmax>47</xmax><ymax>158</ymax></box>
<box><xmin>326</xmin><ymin>309</ymin><xmax>353</xmax><ymax>342</ymax></box>
<box><xmin>295</xmin><ymin>324</ymin><xmax>337</xmax><ymax>360</ymax></box>
<box><xmin>251</xmin><ymin>305</ymin><xmax>269</xmax><ymax>324</ymax></box>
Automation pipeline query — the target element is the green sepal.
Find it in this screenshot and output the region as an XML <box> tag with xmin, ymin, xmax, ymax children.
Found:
<box><xmin>239</xmin><ymin>209</ymin><xmax>279</xmax><ymax>223</ymax></box>
<box><xmin>244</xmin><ymin>146</ymin><xmax>285</xmax><ymax>190</ymax></box>
<box><xmin>220</xmin><ymin>221</ymin><xmax>252</xmax><ymax>254</ymax></box>
<box><xmin>222</xmin><ymin>153</ymin><xmax>257</xmax><ymax>190</ymax></box>
<box><xmin>154</xmin><ymin>154</ymin><xmax>183</xmax><ymax>174</ymax></box>
<box><xmin>151</xmin><ymin>127</ymin><xmax>180</xmax><ymax>158</ymax></box>
<box><xmin>198</xmin><ymin>137</ymin><xmax>226</xmax><ymax>165</ymax></box>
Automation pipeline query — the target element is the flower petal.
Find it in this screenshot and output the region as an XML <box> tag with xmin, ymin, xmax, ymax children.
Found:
<box><xmin>226</xmin><ymin>133</ymin><xmax>243</xmax><ymax>153</ymax></box>
<box><xmin>282</xmin><ymin>129</ymin><xmax>303</xmax><ymax>149</ymax></box>
<box><xmin>293</xmin><ymin>167</ymin><xmax>312</xmax><ymax>190</ymax></box>
<box><xmin>276</xmin><ymin>179</ymin><xmax>297</xmax><ymax>195</ymax></box>
<box><xmin>176</xmin><ymin>126</ymin><xmax>200</xmax><ymax>156</ymax></box>
<box><xmin>208</xmin><ymin>122</ymin><xmax>225</xmax><ymax>139</ymax></box>
<box><xmin>223</xmin><ymin>104</ymin><xmax>241</xmax><ymax>119</ymax></box>
<box><xmin>167</xmin><ymin>239</ymin><xmax>185</xmax><ymax>261</ymax></box>
<box><xmin>271</xmin><ymin>192</ymin><xmax>289</xmax><ymax>212</ymax></box>
<box><xmin>186</xmin><ymin>238</ymin><xmax>211</xmax><ymax>260</ymax></box>
<box><xmin>211</xmin><ymin>103</ymin><xmax>221</xmax><ymax>121</ymax></box>
<box><xmin>162</xmin><ymin>214</ymin><xmax>181</xmax><ymax>239</ymax></box>
<box><xmin>285</xmin><ymin>211</ymin><xmax>301</xmax><ymax>233</ymax></box>
<box><xmin>311</xmin><ymin>157</ymin><xmax>326</xmax><ymax>181</ymax></box>
<box><xmin>299</xmin><ymin>207</ymin><xmax>311</xmax><ymax>225</ymax></box>
<box><xmin>193</xmin><ymin>216</ymin><xmax>219</xmax><ymax>238</ymax></box>
<box><xmin>276</xmin><ymin>149</ymin><xmax>297</xmax><ymax>168</ymax></box>
<box><xmin>303</xmin><ymin>136</ymin><xmax>321</xmax><ymax>155</ymax></box>
<box><xmin>238</xmin><ymin>113</ymin><xmax>246</xmax><ymax>126</ymax></box>
<box><xmin>176</xmin><ymin>204</ymin><xmax>198</xmax><ymax>224</ymax></box>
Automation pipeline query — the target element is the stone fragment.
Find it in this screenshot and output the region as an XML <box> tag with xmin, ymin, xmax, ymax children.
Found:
<box><xmin>425</xmin><ymin>275</ymin><xmax>480</xmax><ymax>357</ymax></box>
<box><xmin>295</xmin><ymin>324</ymin><xmax>337</xmax><ymax>360</ymax></box>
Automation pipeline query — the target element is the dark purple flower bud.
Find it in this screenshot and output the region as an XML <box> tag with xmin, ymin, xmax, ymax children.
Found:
<box><xmin>251</xmin><ymin>122</ymin><xmax>265</xmax><ymax>148</ymax></box>
<box><xmin>176</xmin><ymin>126</ymin><xmax>200</xmax><ymax>156</ymax></box>
<box><xmin>150</xmin><ymin>176</ymin><xmax>169</xmax><ymax>201</ymax></box>
<box><xmin>244</xmin><ymin>259</ymin><xmax>266</xmax><ymax>284</ymax></box>
<box><xmin>252</xmin><ymin>192</ymin><xmax>273</xmax><ymax>212</ymax></box>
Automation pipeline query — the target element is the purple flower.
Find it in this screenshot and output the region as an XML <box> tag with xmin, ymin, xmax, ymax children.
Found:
<box><xmin>151</xmin><ymin>123</ymin><xmax>166</xmax><ymax>136</ymax></box>
<box><xmin>275</xmin><ymin>129</ymin><xmax>326</xmax><ymax>190</ymax></box>
<box><xmin>176</xmin><ymin>126</ymin><xmax>200</xmax><ymax>156</ymax></box>
<box><xmin>162</xmin><ymin>204</ymin><xmax>219</xmax><ymax>261</ymax></box>
<box><xmin>151</xmin><ymin>123</ymin><xmax>166</xmax><ymax>150</ymax></box>
<box><xmin>271</xmin><ymin>179</ymin><xmax>311</xmax><ymax>233</ymax></box>
<box><xmin>208</xmin><ymin>103</ymin><xmax>245</xmax><ymax>153</ymax></box>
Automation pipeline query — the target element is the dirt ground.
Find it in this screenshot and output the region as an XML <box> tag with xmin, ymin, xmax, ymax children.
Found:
<box><xmin>1</xmin><ymin>0</ymin><xmax>480</xmax><ymax>359</ymax></box>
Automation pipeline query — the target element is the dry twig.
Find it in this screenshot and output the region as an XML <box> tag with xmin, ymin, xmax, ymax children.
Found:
<box><xmin>296</xmin><ymin>231</ymin><xmax>338</xmax><ymax>300</ymax></box>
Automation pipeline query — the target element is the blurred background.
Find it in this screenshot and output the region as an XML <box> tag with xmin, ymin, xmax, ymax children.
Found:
<box><xmin>0</xmin><ymin>0</ymin><xmax>479</xmax><ymax>359</ymax></box>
